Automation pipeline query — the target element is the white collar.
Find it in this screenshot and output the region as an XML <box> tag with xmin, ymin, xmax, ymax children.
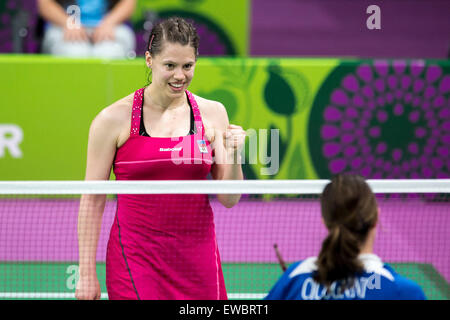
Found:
<box><xmin>358</xmin><ymin>253</ymin><xmax>394</xmax><ymax>281</ymax></box>
<box><xmin>289</xmin><ymin>253</ymin><xmax>394</xmax><ymax>281</ymax></box>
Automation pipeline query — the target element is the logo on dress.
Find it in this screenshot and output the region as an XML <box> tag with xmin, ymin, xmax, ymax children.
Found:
<box><xmin>197</xmin><ymin>140</ymin><xmax>208</xmax><ymax>153</ymax></box>
<box><xmin>159</xmin><ymin>147</ymin><xmax>182</xmax><ymax>152</ymax></box>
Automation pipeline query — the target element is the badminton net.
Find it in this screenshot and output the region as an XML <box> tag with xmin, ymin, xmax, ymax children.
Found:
<box><xmin>0</xmin><ymin>179</ymin><xmax>448</xmax><ymax>300</ymax></box>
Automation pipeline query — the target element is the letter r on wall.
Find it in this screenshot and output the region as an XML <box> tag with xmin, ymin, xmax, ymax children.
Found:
<box><xmin>0</xmin><ymin>124</ymin><xmax>23</xmax><ymax>158</ymax></box>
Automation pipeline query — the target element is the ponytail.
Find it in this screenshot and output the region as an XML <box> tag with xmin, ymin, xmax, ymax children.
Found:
<box><xmin>314</xmin><ymin>225</ymin><xmax>363</xmax><ymax>292</ymax></box>
<box><xmin>313</xmin><ymin>174</ymin><xmax>378</xmax><ymax>292</ymax></box>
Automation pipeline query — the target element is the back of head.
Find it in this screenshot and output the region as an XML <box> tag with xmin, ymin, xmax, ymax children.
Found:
<box><xmin>147</xmin><ymin>17</ymin><xmax>199</xmax><ymax>59</ymax></box>
<box><xmin>313</xmin><ymin>174</ymin><xmax>378</xmax><ymax>291</ymax></box>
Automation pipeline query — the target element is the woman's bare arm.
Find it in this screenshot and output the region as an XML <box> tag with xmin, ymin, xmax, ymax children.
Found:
<box><xmin>207</xmin><ymin>101</ymin><xmax>245</xmax><ymax>208</ymax></box>
<box><xmin>76</xmin><ymin>105</ymin><xmax>126</xmax><ymax>299</ymax></box>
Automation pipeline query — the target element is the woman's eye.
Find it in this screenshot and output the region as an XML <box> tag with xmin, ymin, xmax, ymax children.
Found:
<box><xmin>184</xmin><ymin>64</ymin><xmax>192</xmax><ymax>69</ymax></box>
<box><xmin>166</xmin><ymin>64</ymin><xmax>174</xmax><ymax>69</ymax></box>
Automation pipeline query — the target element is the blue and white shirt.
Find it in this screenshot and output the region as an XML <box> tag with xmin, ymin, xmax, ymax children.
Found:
<box><xmin>265</xmin><ymin>254</ymin><xmax>426</xmax><ymax>300</ymax></box>
<box><xmin>77</xmin><ymin>0</ymin><xmax>107</xmax><ymax>27</ymax></box>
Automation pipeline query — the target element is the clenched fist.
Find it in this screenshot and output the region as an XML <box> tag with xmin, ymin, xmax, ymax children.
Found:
<box><xmin>223</xmin><ymin>124</ymin><xmax>246</xmax><ymax>162</ymax></box>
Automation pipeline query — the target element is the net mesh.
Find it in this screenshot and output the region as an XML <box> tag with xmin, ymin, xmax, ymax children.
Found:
<box><xmin>0</xmin><ymin>180</ymin><xmax>449</xmax><ymax>300</ymax></box>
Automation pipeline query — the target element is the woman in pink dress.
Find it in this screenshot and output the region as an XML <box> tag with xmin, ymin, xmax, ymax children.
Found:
<box><xmin>75</xmin><ymin>17</ymin><xmax>246</xmax><ymax>300</ymax></box>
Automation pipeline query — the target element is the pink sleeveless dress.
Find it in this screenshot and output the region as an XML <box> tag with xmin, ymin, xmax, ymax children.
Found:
<box><xmin>105</xmin><ymin>88</ymin><xmax>227</xmax><ymax>300</ymax></box>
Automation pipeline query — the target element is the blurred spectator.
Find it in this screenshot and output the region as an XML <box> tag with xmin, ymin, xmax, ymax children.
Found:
<box><xmin>37</xmin><ymin>0</ymin><xmax>136</xmax><ymax>58</ymax></box>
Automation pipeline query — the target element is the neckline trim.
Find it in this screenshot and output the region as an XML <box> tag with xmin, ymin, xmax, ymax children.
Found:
<box><xmin>130</xmin><ymin>88</ymin><xmax>204</xmax><ymax>139</ymax></box>
<box><xmin>139</xmin><ymin>91</ymin><xmax>196</xmax><ymax>137</ymax></box>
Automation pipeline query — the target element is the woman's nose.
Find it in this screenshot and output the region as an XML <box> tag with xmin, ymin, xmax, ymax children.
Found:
<box><xmin>173</xmin><ymin>68</ymin><xmax>185</xmax><ymax>80</ymax></box>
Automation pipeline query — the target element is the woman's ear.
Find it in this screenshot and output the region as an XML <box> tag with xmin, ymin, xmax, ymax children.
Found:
<box><xmin>145</xmin><ymin>51</ymin><xmax>152</xmax><ymax>68</ymax></box>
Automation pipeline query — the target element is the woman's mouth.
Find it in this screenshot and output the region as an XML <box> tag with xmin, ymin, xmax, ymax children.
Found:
<box><xmin>169</xmin><ymin>83</ymin><xmax>184</xmax><ymax>91</ymax></box>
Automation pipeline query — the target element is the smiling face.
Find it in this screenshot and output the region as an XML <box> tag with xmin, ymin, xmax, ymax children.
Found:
<box><xmin>146</xmin><ymin>41</ymin><xmax>196</xmax><ymax>98</ymax></box>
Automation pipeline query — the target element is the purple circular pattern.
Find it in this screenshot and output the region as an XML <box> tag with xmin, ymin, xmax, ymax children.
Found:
<box><xmin>0</xmin><ymin>1</ymin><xmax>40</xmax><ymax>53</ymax></box>
<box><xmin>320</xmin><ymin>60</ymin><xmax>449</xmax><ymax>178</ymax></box>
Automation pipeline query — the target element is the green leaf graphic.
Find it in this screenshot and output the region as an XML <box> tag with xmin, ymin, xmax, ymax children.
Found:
<box><xmin>198</xmin><ymin>89</ymin><xmax>238</xmax><ymax>120</ymax></box>
<box><xmin>264</xmin><ymin>65</ymin><xmax>297</xmax><ymax>116</ymax></box>
<box><xmin>265</xmin><ymin>124</ymin><xmax>287</xmax><ymax>179</ymax></box>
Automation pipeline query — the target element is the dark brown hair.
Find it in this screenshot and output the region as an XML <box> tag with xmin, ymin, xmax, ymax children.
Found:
<box><xmin>147</xmin><ymin>17</ymin><xmax>199</xmax><ymax>59</ymax></box>
<box><xmin>313</xmin><ymin>174</ymin><xmax>378</xmax><ymax>292</ymax></box>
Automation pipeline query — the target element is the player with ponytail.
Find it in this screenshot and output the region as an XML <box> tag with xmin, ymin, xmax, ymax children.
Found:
<box><xmin>265</xmin><ymin>174</ymin><xmax>426</xmax><ymax>300</ymax></box>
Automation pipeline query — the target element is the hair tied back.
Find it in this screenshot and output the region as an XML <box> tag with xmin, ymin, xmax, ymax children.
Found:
<box><xmin>149</xmin><ymin>34</ymin><xmax>155</xmax><ymax>50</ymax></box>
